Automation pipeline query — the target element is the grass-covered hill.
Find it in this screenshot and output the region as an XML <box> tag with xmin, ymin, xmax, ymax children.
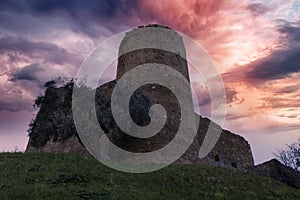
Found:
<box><xmin>0</xmin><ymin>153</ymin><xmax>299</xmax><ymax>200</ymax></box>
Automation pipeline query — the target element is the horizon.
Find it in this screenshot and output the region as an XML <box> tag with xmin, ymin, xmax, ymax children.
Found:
<box><xmin>0</xmin><ymin>0</ymin><xmax>300</xmax><ymax>165</ymax></box>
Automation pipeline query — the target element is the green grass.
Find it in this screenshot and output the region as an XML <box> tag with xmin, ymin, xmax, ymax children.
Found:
<box><xmin>0</xmin><ymin>153</ymin><xmax>299</xmax><ymax>199</ymax></box>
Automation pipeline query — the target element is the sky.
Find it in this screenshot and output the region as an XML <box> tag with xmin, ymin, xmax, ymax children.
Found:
<box><xmin>0</xmin><ymin>0</ymin><xmax>299</xmax><ymax>164</ymax></box>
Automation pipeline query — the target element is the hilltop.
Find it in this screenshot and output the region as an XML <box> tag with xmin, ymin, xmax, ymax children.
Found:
<box><xmin>0</xmin><ymin>153</ymin><xmax>299</xmax><ymax>199</ymax></box>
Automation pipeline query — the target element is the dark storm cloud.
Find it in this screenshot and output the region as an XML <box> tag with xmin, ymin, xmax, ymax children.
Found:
<box><xmin>1</xmin><ymin>63</ymin><xmax>68</xmax><ymax>112</ymax></box>
<box><xmin>9</xmin><ymin>63</ymin><xmax>72</xmax><ymax>89</ymax></box>
<box><xmin>10</xmin><ymin>64</ymin><xmax>43</xmax><ymax>83</ymax></box>
<box><xmin>246</xmin><ymin>47</ymin><xmax>300</xmax><ymax>80</ymax></box>
<box><xmin>224</xmin><ymin>21</ymin><xmax>300</xmax><ymax>83</ymax></box>
<box><xmin>0</xmin><ymin>0</ymin><xmax>138</xmax><ymax>37</ymax></box>
<box><xmin>0</xmin><ymin>35</ymin><xmax>78</xmax><ymax>65</ymax></box>
<box><xmin>248</xmin><ymin>21</ymin><xmax>300</xmax><ymax>80</ymax></box>
<box><xmin>30</xmin><ymin>0</ymin><xmax>136</xmax><ymax>17</ymax></box>
<box><xmin>0</xmin><ymin>35</ymin><xmax>79</xmax><ymax>113</ymax></box>
<box><xmin>278</xmin><ymin>21</ymin><xmax>300</xmax><ymax>41</ymax></box>
<box><xmin>0</xmin><ymin>0</ymin><xmax>137</xmax><ymax>17</ymax></box>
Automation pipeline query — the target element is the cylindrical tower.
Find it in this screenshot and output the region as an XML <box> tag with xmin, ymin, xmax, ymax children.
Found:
<box><xmin>110</xmin><ymin>24</ymin><xmax>192</xmax><ymax>153</ymax></box>
<box><xmin>117</xmin><ymin>24</ymin><xmax>190</xmax><ymax>81</ymax></box>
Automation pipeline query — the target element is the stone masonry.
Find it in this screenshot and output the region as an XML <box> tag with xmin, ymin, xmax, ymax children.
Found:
<box><xmin>26</xmin><ymin>25</ymin><xmax>254</xmax><ymax>171</ymax></box>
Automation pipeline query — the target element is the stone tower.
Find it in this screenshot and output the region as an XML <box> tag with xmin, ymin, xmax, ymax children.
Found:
<box><xmin>117</xmin><ymin>24</ymin><xmax>189</xmax><ymax>80</ymax></box>
<box><xmin>109</xmin><ymin>24</ymin><xmax>192</xmax><ymax>153</ymax></box>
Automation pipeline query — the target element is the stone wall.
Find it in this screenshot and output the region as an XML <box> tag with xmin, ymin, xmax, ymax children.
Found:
<box><xmin>253</xmin><ymin>159</ymin><xmax>300</xmax><ymax>188</ymax></box>
<box><xmin>26</xmin><ymin>135</ymin><xmax>90</xmax><ymax>157</ymax></box>
<box><xmin>26</xmin><ymin>80</ymin><xmax>254</xmax><ymax>170</ymax></box>
<box><xmin>26</xmin><ymin>25</ymin><xmax>254</xmax><ymax>171</ymax></box>
<box><xmin>178</xmin><ymin>117</ymin><xmax>254</xmax><ymax>170</ymax></box>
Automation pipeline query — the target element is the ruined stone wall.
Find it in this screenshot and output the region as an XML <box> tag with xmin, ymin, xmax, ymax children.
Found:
<box><xmin>26</xmin><ymin>135</ymin><xmax>90</xmax><ymax>157</ymax></box>
<box><xmin>26</xmin><ymin>80</ymin><xmax>254</xmax><ymax>170</ymax></box>
<box><xmin>26</xmin><ymin>25</ymin><xmax>254</xmax><ymax>170</ymax></box>
<box><xmin>177</xmin><ymin>117</ymin><xmax>254</xmax><ymax>170</ymax></box>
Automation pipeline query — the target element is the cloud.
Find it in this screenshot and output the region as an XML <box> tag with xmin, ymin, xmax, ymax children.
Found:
<box><xmin>226</xmin><ymin>87</ymin><xmax>244</xmax><ymax>104</ymax></box>
<box><xmin>191</xmin><ymin>80</ymin><xmax>244</xmax><ymax>118</ymax></box>
<box><xmin>0</xmin><ymin>62</ymin><xmax>72</xmax><ymax>112</ymax></box>
<box><xmin>258</xmin><ymin>95</ymin><xmax>300</xmax><ymax>109</ymax></box>
<box><xmin>152</xmin><ymin>0</ymin><xmax>262</xmax><ymax>32</ymax></box>
<box><xmin>278</xmin><ymin>21</ymin><xmax>300</xmax><ymax>41</ymax></box>
<box><xmin>246</xmin><ymin>3</ymin><xmax>270</xmax><ymax>17</ymax></box>
<box><xmin>225</xmin><ymin>113</ymin><xmax>251</xmax><ymax>121</ymax></box>
<box><xmin>137</xmin><ymin>0</ymin><xmax>228</xmax><ymax>37</ymax></box>
<box><xmin>0</xmin><ymin>0</ymin><xmax>298</xmax><ymax>163</ymax></box>
<box><xmin>247</xmin><ymin>47</ymin><xmax>300</xmax><ymax>80</ymax></box>
<box><xmin>276</xmin><ymin>85</ymin><xmax>300</xmax><ymax>94</ymax></box>
<box><xmin>0</xmin><ymin>0</ymin><xmax>140</xmax><ymax>38</ymax></box>
<box><xmin>29</xmin><ymin>0</ymin><xmax>137</xmax><ymax>17</ymax></box>
<box><xmin>9</xmin><ymin>62</ymin><xmax>72</xmax><ymax>85</ymax></box>
<box><xmin>0</xmin><ymin>75</ymin><xmax>35</xmax><ymax>112</ymax></box>
<box><xmin>0</xmin><ymin>0</ymin><xmax>135</xmax><ymax>16</ymax></box>
<box><xmin>136</xmin><ymin>0</ymin><xmax>280</xmax><ymax>74</ymax></box>
<box><xmin>10</xmin><ymin>64</ymin><xmax>45</xmax><ymax>86</ymax></box>
<box><xmin>0</xmin><ymin>34</ymin><xmax>79</xmax><ymax>113</ymax></box>
<box><xmin>0</xmin><ymin>35</ymin><xmax>79</xmax><ymax>66</ymax></box>
<box><xmin>223</xmin><ymin>21</ymin><xmax>300</xmax><ymax>83</ymax></box>
<box><xmin>191</xmin><ymin>83</ymin><xmax>211</xmax><ymax>107</ymax></box>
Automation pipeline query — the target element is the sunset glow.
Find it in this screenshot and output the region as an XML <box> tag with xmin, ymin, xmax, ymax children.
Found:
<box><xmin>0</xmin><ymin>0</ymin><xmax>299</xmax><ymax>164</ymax></box>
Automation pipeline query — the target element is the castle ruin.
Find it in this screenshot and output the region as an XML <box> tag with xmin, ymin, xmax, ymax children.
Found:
<box><xmin>26</xmin><ymin>25</ymin><xmax>254</xmax><ymax>171</ymax></box>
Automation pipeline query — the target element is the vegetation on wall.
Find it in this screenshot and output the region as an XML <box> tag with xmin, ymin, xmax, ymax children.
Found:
<box><xmin>28</xmin><ymin>78</ymin><xmax>76</xmax><ymax>147</ymax></box>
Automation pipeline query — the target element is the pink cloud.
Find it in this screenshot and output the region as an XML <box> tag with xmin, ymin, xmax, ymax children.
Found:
<box><xmin>137</xmin><ymin>0</ymin><xmax>280</xmax><ymax>72</ymax></box>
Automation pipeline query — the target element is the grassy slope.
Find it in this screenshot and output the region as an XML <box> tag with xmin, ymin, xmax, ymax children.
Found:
<box><xmin>0</xmin><ymin>153</ymin><xmax>299</xmax><ymax>200</ymax></box>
